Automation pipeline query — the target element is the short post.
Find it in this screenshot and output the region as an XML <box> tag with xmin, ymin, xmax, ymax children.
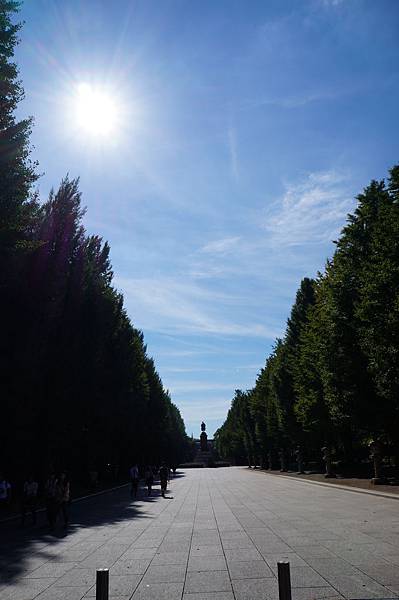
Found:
<box><xmin>96</xmin><ymin>568</ymin><xmax>109</xmax><ymax>600</ymax></box>
<box><xmin>277</xmin><ymin>561</ymin><xmax>292</xmax><ymax>600</ymax></box>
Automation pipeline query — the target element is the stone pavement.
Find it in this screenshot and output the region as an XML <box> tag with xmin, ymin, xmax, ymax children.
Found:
<box><xmin>1</xmin><ymin>467</ymin><xmax>399</xmax><ymax>600</ymax></box>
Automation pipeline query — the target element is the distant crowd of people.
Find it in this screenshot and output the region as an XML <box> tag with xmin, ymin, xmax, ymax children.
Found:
<box><xmin>129</xmin><ymin>464</ymin><xmax>177</xmax><ymax>498</ymax></box>
<box><xmin>0</xmin><ymin>463</ymin><xmax>177</xmax><ymax>530</ymax></box>
<box><xmin>0</xmin><ymin>471</ymin><xmax>70</xmax><ymax>530</ymax></box>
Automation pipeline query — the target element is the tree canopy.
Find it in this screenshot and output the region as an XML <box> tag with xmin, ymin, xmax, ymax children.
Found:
<box><xmin>215</xmin><ymin>166</ymin><xmax>399</xmax><ymax>468</ymax></box>
<box><xmin>0</xmin><ymin>1</ymin><xmax>190</xmax><ymax>483</ymax></box>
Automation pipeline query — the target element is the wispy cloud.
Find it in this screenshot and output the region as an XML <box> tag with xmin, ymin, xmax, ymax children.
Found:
<box><xmin>320</xmin><ymin>0</ymin><xmax>345</xmax><ymax>6</ymax></box>
<box><xmin>201</xmin><ymin>236</ymin><xmax>241</xmax><ymax>255</ymax></box>
<box><xmin>243</xmin><ymin>90</ymin><xmax>338</xmax><ymax>111</ymax></box>
<box><xmin>167</xmin><ymin>381</ymin><xmax>235</xmax><ymax>393</ymax></box>
<box><xmin>178</xmin><ymin>398</ymin><xmax>233</xmax><ymax>421</ymax></box>
<box><xmin>264</xmin><ymin>170</ymin><xmax>355</xmax><ymax>247</ymax></box>
<box><xmin>116</xmin><ymin>276</ymin><xmax>280</xmax><ymax>339</ymax></box>
<box><xmin>162</xmin><ymin>364</ymin><xmax>260</xmax><ymax>374</ymax></box>
<box><xmin>227</xmin><ymin>126</ymin><xmax>239</xmax><ymax>181</ymax></box>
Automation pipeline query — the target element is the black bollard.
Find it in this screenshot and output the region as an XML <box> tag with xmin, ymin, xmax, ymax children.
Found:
<box><xmin>96</xmin><ymin>568</ymin><xmax>109</xmax><ymax>600</ymax></box>
<box><xmin>277</xmin><ymin>561</ymin><xmax>292</xmax><ymax>600</ymax></box>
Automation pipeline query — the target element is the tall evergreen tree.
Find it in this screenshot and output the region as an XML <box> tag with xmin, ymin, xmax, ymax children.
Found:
<box><xmin>0</xmin><ymin>0</ymin><xmax>38</xmax><ymax>261</ymax></box>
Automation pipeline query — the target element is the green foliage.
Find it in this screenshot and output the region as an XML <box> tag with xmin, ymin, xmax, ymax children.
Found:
<box><xmin>0</xmin><ymin>0</ymin><xmax>38</xmax><ymax>261</ymax></box>
<box><xmin>0</xmin><ymin>4</ymin><xmax>190</xmax><ymax>481</ymax></box>
<box><xmin>218</xmin><ymin>166</ymin><xmax>399</xmax><ymax>466</ymax></box>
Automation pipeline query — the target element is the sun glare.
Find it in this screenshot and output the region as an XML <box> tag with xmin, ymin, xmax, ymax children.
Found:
<box><xmin>74</xmin><ymin>82</ymin><xmax>119</xmax><ymax>136</ymax></box>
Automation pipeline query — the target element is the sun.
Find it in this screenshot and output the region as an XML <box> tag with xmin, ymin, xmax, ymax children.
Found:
<box><xmin>74</xmin><ymin>82</ymin><xmax>119</xmax><ymax>136</ymax></box>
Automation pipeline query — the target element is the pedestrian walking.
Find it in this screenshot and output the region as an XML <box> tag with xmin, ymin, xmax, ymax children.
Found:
<box><xmin>0</xmin><ymin>473</ymin><xmax>11</xmax><ymax>515</ymax></box>
<box><xmin>159</xmin><ymin>463</ymin><xmax>169</xmax><ymax>498</ymax></box>
<box><xmin>129</xmin><ymin>464</ymin><xmax>139</xmax><ymax>498</ymax></box>
<box><xmin>21</xmin><ymin>474</ymin><xmax>38</xmax><ymax>526</ymax></box>
<box><xmin>45</xmin><ymin>473</ymin><xmax>58</xmax><ymax>530</ymax></box>
<box><xmin>144</xmin><ymin>466</ymin><xmax>154</xmax><ymax>496</ymax></box>
<box><xmin>57</xmin><ymin>472</ymin><xmax>70</xmax><ymax>527</ymax></box>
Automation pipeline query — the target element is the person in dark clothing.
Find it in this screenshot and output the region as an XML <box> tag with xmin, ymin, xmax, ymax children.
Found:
<box><xmin>129</xmin><ymin>464</ymin><xmax>139</xmax><ymax>498</ymax></box>
<box><xmin>21</xmin><ymin>474</ymin><xmax>38</xmax><ymax>526</ymax></box>
<box><xmin>159</xmin><ymin>464</ymin><xmax>169</xmax><ymax>498</ymax></box>
<box><xmin>57</xmin><ymin>472</ymin><xmax>70</xmax><ymax>527</ymax></box>
<box><xmin>144</xmin><ymin>466</ymin><xmax>154</xmax><ymax>496</ymax></box>
<box><xmin>45</xmin><ymin>473</ymin><xmax>58</xmax><ymax>530</ymax></box>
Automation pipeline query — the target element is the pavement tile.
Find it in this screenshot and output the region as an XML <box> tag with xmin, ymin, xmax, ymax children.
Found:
<box><xmin>0</xmin><ymin>578</ymin><xmax>58</xmax><ymax>600</ymax></box>
<box><xmin>56</xmin><ymin>568</ymin><xmax>96</xmax><ymax>587</ymax></box>
<box><xmin>304</xmin><ymin>557</ymin><xmax>362</xmax><ymax>577</ymax></box>
<box><xmin>296</xmin><ymin>546</ymin><xmax>337</xmax><ymax>558</ymax></box>
<box><xmin>386</xmin><ymin>585</ymin><xmax>399</xmax><ymax>597</ymax></box>
<box><xmin>142</xmin><ymin>564</ymin><xmax>186</xmax><ymax>583</ymax></box>
<box><xmin>356</xmin><ymin>564</ymin><xmax>399</xmax><ymax>585</ymax></box>
<box><xmin>232</xmin><ymin>577</ymin><xmax>278</xmax><ymax>600</ymax></box>
<box><xmin>158</xmin><ymin>541</ymin><xmax>191</xmax><ymax>553</ymax></box>
<box><xmin>190</xmin><ymin>545</ymin><xmax>224</xmax><ymax>557</ymax></box>
<box><xmin>121</xmin><ymin>548</ymin><xmax>158</xmax><ymax>559</ymax></box>
<box><xmin>254</xmin><ymin>542</ymin><xmax>293</xmax><ymax>553</ymax></box>
<box><xmin>22</xmin><ymin>562</ymin><xmax>77</xmax><ymax>579</ymax></box>
<box><xmin>228</xmin><ymin>560</ymin><xmax>273</xmax><ymax>579</ymax></box>
<box><xmin>183</xmin><ymin>594</ymin><xmax>234</xmax><ymax>600</ymax></box>
<box><xmin>110</xmin><ymin>558</ymin><xmax>152</xmax><ymax>575</ymax></box>
<box><xmin>219</xmin><ymin>531</ymin><xmax>245</xmax><ymax>539</ymax></box>
<box><xmin>132</xmin><ymin>581</ymin><xmax>184</xmax><ymax>600</ymax></box>
<box><xmin>262</xmin><ymin>552</ymin><xmax>308</xmax><ymax>571</ymax></box>
<box><xmin>224</xmin><ymin>548</ymin><xmax>263</xmax><ymax>562</ymax></box>
<box><xmin>25</xmin><ymin>584</ymin><xmax>92</xmax><ymax>600</ymax></box>
<box><xmin>291</xmin><ymin>588</ymin><xmax>344</xmax><ymax>600</ymax></box>
<box><xmin>188</xmin><ymin>556</ymin><xmax>227</xmax><ymax>572</ymax></box>
<box><xmin>184</xmin><ymin>572</ymin><xmax>232</xmax><ymax>593</ymax></box>
<box><xmin>152</xmin><ymin>551</ymin><xmax>189</xmax><ymax>565</ymax></box>
<box><xmin>85</xmin><ymin>574</ymin><xmax>142</xmax><ymax>596</ymax></box>
<box><xmin>192</xmin><ymin>537</ymin><xmax>220</xmax><ymax>547</ymax></box>
<box><xmin>290</xmin><ymin>566</ymin><xmax>331</xmax><ymax>588</ymax></box>
<box><xmin>131</xmin><ymin>538</ymin><xmax>164</xmax><ymax>549</ymax></box>
<box><xmin>324</xmin><ymin>573</ymin><xmax>393</xmax><ymax>598</ymax></box>
<box><xmin>2</xmin><ymin>556</ymin><xmax>49</xmax><ymax>576</ymax></box>
<box><xmin>222</xmin><ymin>538</ymin><xmax>255</xmax><ymax>550</ymax></box>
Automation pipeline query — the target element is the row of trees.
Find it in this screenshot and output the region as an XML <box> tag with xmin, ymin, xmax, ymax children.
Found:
<box><xmin>215</xmin><ymin>165</ymin><xmax>399</xmax><ymax>472</ymax></box>
<box><xmin>0</xmin><ymin>1</ymin><xmax>190</xmax><ymax>483</ymax></box>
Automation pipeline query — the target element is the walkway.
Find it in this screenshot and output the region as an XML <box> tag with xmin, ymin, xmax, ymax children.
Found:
<box><xmin>1</xmin><ymin>467</ymin><xmax>399</xmax><ymax>599</ymax></box>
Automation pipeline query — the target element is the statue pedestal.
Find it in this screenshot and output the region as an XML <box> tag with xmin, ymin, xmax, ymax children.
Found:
<box><xmin>200</xmin><ymin>431</ymin><xmax>208</xmax><ymax>452</ymax></box>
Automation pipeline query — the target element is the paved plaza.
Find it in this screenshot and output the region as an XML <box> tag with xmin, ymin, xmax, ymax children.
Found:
<box><xmin>1</xmin><ymin>467</ymin><xmax>399</xmax><ymax>600</ymax></box>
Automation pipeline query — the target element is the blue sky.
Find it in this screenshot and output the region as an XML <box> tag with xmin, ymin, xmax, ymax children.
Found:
<box><xmin>18</xmin><ymin>0</ymin><xmax>399</xmax><ymax>437</ymax></box>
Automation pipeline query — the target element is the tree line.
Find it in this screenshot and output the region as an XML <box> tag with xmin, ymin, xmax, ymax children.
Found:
<box><xmin>0</xmin><ymin>1</ymin><xmax>190</xmax><ymax>485</ymax></box>
<box><xmin>215</xmin><ymin>164</ymin><xmax>399</xmax><ymax>474</ymax></box>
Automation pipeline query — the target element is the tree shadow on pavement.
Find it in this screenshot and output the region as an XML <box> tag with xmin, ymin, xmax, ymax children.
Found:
<box><xmin>0</xmin><ymin>477</ymin><xmax>184</xmax><ymax>586</ymax></box>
